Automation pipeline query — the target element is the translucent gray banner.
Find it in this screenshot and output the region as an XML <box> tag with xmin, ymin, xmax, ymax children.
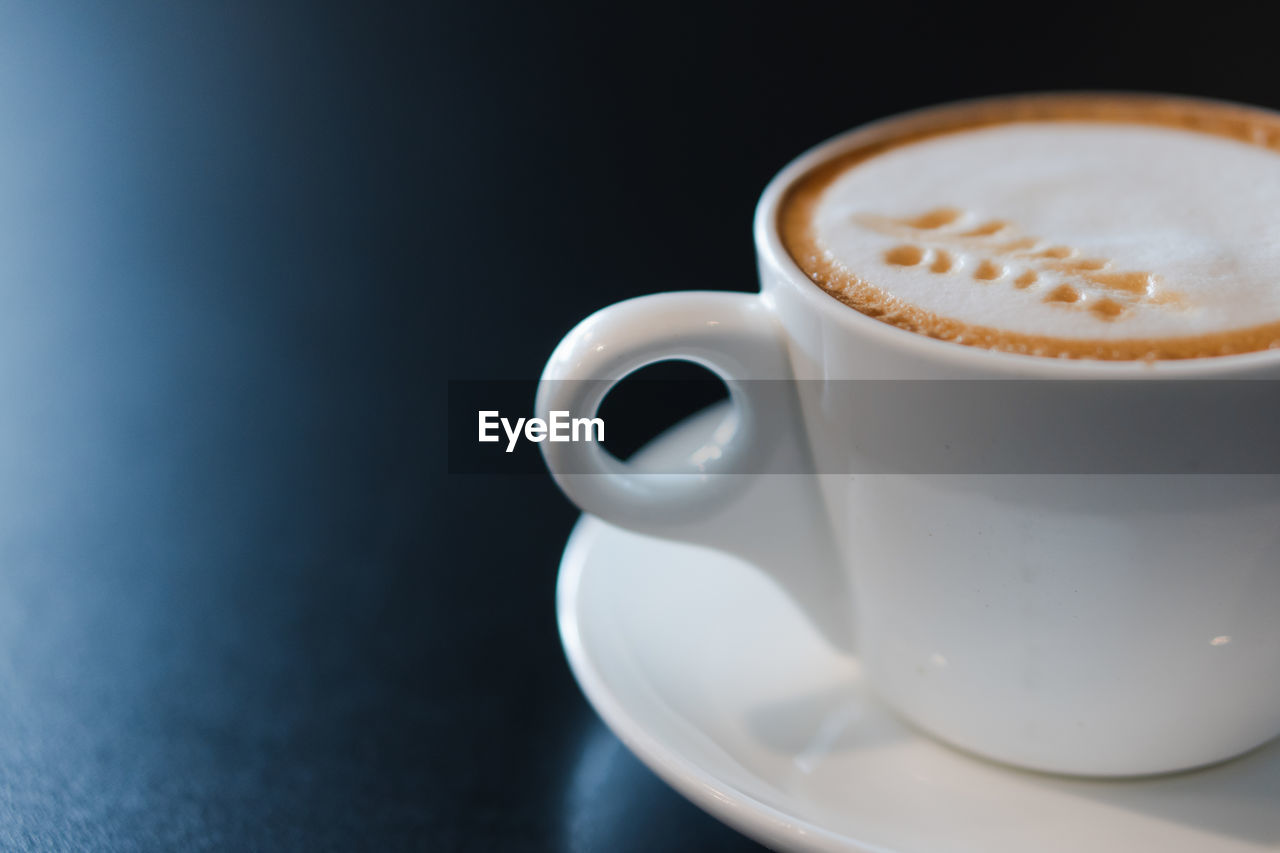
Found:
<box><xmin>449</xmin><ymin>380</ymin><xmax>1280</xmax><ymax>475</ymax></box>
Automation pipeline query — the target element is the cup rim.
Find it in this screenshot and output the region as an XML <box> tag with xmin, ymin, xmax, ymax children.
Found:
<box><xmin>752</xmin><ymin>90</ymin><xmax>1280</xmax><ymax>378</ymax></box>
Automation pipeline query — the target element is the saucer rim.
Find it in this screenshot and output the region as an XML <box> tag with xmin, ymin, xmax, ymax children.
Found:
<box><xmin>553</xmin><ymin>411</ymin><xmax>1280</xmax><ymax>853</ymax></box>
<box><xmin>556</xmin><ymin>515</ymin><xmax>875</xmax><ymax>853</ymax></box>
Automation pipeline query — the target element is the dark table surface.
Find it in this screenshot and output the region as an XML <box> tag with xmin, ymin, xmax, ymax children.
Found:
<box><xmin>2</xmin><ymin>1</ymin><xmax>1279</xmax><ymax>850</ymax></box>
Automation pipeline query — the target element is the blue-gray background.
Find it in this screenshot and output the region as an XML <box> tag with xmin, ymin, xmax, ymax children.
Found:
<box><xmin>2</xmin><ymin>1</ymin><xmax>1278</xmax><ymax>850</ymax></box>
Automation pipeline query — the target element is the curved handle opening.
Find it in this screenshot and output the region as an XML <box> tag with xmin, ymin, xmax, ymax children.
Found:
<box><xmin>594</xmin><ymin>360</ymin><xmax>729</xmax><ymax>464</ymax></box>
<box><xmin>537</xmin><ymin>290</ymin><xmax>854</xmax><ymax>654</ymax></box>
<box><xmin>537</xmin><ymin>292</ymin><xmax>788</xmax><ymax>528</ymax></box>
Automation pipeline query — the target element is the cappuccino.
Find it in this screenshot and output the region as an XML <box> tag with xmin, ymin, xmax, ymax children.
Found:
<box><xmin>779</xmin><ymin>95</ymin><xmax>1280</xmax><ymax>359</ymax></box>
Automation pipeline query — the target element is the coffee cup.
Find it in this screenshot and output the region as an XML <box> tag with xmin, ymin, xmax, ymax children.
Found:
<box><xmin>536</xmin><ymin>93</ymin><xmax>1280</xmax><ymax>777</ymax></box>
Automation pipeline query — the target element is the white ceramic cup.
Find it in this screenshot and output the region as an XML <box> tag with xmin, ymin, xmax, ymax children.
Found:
<box><xmin>536</xmin><ymin>97</ymin><xmax>1280</xmax><ymax>777</ymax></box>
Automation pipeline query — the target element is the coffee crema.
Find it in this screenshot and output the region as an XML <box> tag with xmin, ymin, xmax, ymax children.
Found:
<box><xmin>778</xmin><ymin>94</ymin><xmax>1280</xmax><ymax>360</ymax></box>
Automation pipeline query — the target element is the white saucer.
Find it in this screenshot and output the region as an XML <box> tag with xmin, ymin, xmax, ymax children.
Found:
<box><xmin>556</xmin><ymin>406</ymin><xmax>1280</xmax><ymax>853</ymax></box>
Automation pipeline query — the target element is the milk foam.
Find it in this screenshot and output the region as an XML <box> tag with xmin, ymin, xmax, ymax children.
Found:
<box><xmin>799</xmin><ymin>118</ymin><xmax>1280</xmax><ymax>353</ymax></box>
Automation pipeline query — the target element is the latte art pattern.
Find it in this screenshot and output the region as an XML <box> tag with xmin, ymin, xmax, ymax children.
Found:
<box><xmin>778</xmin><ymin>95</ymin><xmax>1280</xmax><ymax>360</ymax></box>
<box><xmin>858</xmin><ymin>207</ymin><xmax>1180</xmax><ymax>323</ymax></box>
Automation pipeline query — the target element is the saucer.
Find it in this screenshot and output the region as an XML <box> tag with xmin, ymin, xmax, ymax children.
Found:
<box><xmin>556</xmin><ymin>406</ymin><xmax>1280</xmax><ymax>853</ymax></box>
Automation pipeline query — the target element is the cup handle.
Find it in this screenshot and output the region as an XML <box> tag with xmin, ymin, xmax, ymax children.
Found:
<box><xmin>537</xmin><ymin>291</ymin><xmax>852</xmax><ymax>653</ymax></box>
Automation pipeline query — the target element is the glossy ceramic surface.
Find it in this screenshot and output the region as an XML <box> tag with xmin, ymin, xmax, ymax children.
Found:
<box><xmin>558</xmin><ymin>407</ymin><xmax>1280</xmax><ymax>853</ymax></box>
<box><xmin>539</xmin><ymin>97</ymin><xmax>1280</xmax><ymax>776</ymax></box>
